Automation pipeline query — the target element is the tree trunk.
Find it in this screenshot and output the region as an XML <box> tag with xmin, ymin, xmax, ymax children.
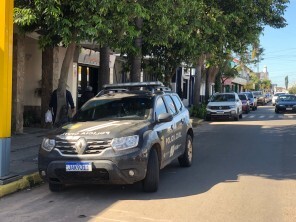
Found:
<box><xmin>193</xmin><ymin>56</ymin><xmax>205</xmax><ymax>107</ymax></box>
<box><xmin>41</xmin><ymin>47</ymin><xmax>54</xmax><ymax>128</ymax></box>
<box><xmin>55</xmin><ymin>42</ymin><xmax>76</xmax><ymax>124</ymax></box>
<box><xmin>131</xmin><ymin>17</ymin><xmax>143</xmax><ymax>82</ymax></box>
<box><xmin>98</xmin><ymin>46</ymin><xmax>110</xmax><ymax>91</ymax></box>
<box><xmin>205</xmin><ymin>68</ymin><xmax>211</xmax><ymax>102</ymax></box>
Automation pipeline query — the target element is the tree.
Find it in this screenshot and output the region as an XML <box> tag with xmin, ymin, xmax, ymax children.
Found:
<box><xmin>288</xmin><ymin>84</ymin><xmax>296</xmax><ymax>94</ymax></box>
<box><xmin>14</xmin><ymin>0</ymin><xmax>143</xmax><ymax>124</ymax></box>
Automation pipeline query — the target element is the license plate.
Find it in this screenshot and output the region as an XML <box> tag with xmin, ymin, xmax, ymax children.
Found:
<box><xmin>66</xmin><ymin>162</ymin><xmax>92</xmax><ymax>172</ymax></box>
<box><xmin>286</xmin><ymin>108</ymin><xmax>293</xmax><ymax>110</ymax></box>
<box><xmin>216</xmin><ymin>110</ymin><xmax>224</xmax><ymax>114</ymax></box>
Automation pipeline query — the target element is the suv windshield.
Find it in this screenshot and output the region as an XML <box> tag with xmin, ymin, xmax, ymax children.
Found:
<box><xmin>211</xmin><ymin>94</ymin><xmax>235</xmax><ymax>102</ymax></box>
<box><xmin>73</xmin><ymin>97</ymin><xmax>153</xmax><ymax>122</ymax></box>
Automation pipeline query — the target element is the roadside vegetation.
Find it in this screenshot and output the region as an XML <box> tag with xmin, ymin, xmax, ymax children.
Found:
<box><xmin>14</xmin><ymin>0</ymin><xmax>289</xmax><ymax>122</ymax></box>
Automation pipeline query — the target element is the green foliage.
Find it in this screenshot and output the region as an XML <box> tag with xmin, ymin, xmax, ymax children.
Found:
<box><xmin>14</xmin><ymin>0</ymin><xmax>289</xmax><ymax>87</ymax></box>
<box><xmin>288</xmin><ymin>85</ymin><xmax>296</xmax><ymax>94</ymax></box>
<box><xmin>189</xmin><ymin>104</ymin><xmax>207</xmax><ymax>119</ymax></box>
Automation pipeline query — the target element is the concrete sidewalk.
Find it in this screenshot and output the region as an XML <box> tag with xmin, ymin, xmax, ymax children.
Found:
<box><xmin>0</xmin><ymin>118</ymin><xmax>203</xmax><ymax>198</ymax></box>
<box><xmin>0</xmin><ymin>127</ymin><xmax>51</xmax><ymax>197</ymax></box>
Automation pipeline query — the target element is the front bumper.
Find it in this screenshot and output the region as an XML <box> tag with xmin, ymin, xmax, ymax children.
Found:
<box><xmin>38</xmin><ymin>148</ymin><xmax>148</xmax><ymax>185</ymax></box>
<box><xmin>206</xmin><ymin>108</ymin><xmax>237</xmax><ymax>119</ymax></box>
<box><xmin>276</xmin><ymin>105</ymin><xmax>296</xmax><ymax>112</ymax></box>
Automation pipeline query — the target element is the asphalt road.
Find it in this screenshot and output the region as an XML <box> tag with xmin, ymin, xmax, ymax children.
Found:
<box><xmin>0</xmin><ymin>104</ymin><xmax>295</xmax><ymax>222</ymax></box>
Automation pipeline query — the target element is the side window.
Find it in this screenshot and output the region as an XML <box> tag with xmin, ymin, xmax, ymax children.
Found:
<box><xmin>172</xmin><ymin>95</ymin><xmax>183</xmax><ymax>111</ymax></box>
<box><xmin>155</xmin><ymin>98</ymin><xmax>168</xmax><ymax>118</ymax></box>
<box><xmin>164</xmin><ymin>95</ymin><xmax>178</xmax><ymax>115</ymax></box>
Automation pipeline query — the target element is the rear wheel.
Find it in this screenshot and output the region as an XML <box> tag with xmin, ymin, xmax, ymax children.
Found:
<box><xmin>48</xmin><ymin>182</ymin><xmax>65</xmax><ymax>192</ymax></box>
<box><xmin>178</xmin><ymin>135</ymin><xmax>193</xmax><ymax>167</ymax></box>
<box><xmin>142</xmin><ymin>149</ymin><xmax>159</xmax><ymax>192</ymax></box>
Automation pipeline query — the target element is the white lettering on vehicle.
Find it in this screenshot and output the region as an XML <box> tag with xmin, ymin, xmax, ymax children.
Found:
<box><xmin>165</xmin><ymin>131</ymin><xmax>182</xmax><ymax>145</ymax></box>
<box><xmin>169</xmin><ymin>144</ymin><xmax>181</xmax><ymax>157</ymax></box>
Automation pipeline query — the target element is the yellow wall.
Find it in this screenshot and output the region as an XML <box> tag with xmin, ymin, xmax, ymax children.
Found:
<box><xmin>0</xmin><ymin>0</ymin><xmax>13</xmax><ymax>137</ymax></box>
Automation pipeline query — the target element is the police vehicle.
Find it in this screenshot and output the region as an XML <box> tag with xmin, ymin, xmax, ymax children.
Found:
<box><xmin>38</xmin><ymin>81</ymin><xmax>194</xmax><ymax>192</ymax></box>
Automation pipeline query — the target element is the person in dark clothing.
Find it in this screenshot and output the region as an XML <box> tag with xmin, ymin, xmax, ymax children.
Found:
<box><xmin>49</xmin><ymin>89</ymin><xmax>75</xmax><ymax>125</ymax></box>
<box><xmin>80</xmin><ymin>86</ymin><xmax>95</xmax><ymax>106</ymax></box>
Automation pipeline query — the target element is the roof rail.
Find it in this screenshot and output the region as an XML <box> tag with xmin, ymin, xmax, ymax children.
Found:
<box><xmin>102</xmin><ymin>81</ymin><xmax>164</xmax><ymax>90</ymax></box>
<box><xmin>96</xmin><ymin>81</ymin><xmax>171</xmax><ymax>97</ymax></box>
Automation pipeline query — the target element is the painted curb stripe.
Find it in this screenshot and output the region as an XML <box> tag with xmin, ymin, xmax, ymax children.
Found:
<box><xmin>0</xmin><ymin>172</ymin><xmax>43</xmax><ymax>198</ymax></box>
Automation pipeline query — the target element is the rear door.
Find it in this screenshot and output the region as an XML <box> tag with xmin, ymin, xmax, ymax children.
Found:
<box><xmin>163</xmin><ymin>95</ymin><xmax>185</xmax><ymax>161</ymax></box>
<box><xmin>153</xmin><ymin>96</ymin><xmax>175</xmax><ymax>166</ymax></box>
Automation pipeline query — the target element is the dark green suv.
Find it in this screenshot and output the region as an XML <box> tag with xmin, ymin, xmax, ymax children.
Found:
<box><xmin>38</xmin><ymin>82</ymin><xmax>194</xmax><ymax>192</ymax></box>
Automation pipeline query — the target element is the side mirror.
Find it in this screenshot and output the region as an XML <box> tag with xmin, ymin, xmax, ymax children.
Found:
<box><xmin>157</xmin><ymin>113</ymin><xmax>173</xmax><ymax>123</ymax></box>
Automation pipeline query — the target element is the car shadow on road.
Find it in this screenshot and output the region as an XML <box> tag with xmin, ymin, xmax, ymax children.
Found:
<box><xmin>1</xmin><ymin>122</ymin><xmax>295</xmax><ymax>222</ymax></box>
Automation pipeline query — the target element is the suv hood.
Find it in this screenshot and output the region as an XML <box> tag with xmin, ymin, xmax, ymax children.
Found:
<box><xmin>49</xmin><ymin>120</ymin><xmax>151</xmax><ymax>140</ymax></box>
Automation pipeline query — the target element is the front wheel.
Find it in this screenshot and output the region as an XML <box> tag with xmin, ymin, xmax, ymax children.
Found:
<box><xmin>178</xmin><ymin>134</ymin><xmax>193</xmax><ymax>167</ymax></box>
<box><xmin>275</xmin><ymin>108</ymin><xmax>279</xmax><ymax>114</ymax></box>
<box><xmin>142</xmin><ymin>149</ymin><xmax>159</xmax><ymax>192</ymax></box>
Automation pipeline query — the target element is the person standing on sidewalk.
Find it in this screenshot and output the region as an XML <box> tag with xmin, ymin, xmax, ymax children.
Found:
<box><xmin>49</xmin><ymin>88</ymin><xmax>75</xmax><ymax>126</ymax></box>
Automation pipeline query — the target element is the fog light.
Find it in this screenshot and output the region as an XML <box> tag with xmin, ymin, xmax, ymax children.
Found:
<box><xmin>41</xmin><ymin>171</ymin><xmax>46</xmax><ymax>176</ymax></box>
<box><xmin>231</xmin><ymin>110</ymin><xmax>236</xmax><ymax>114</ymax></box>
<box><xmin>128</xmin><ymin>170</ymin><xmax>135</xmax><ymax>177</ymax></box>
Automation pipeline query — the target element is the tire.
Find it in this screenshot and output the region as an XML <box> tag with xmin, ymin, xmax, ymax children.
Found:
<box><xmin>48</xmin><ymin>182</ymin><xmax>65</xmax><ymax>192</ymax></box>
<box><xmin>275</xmin><ymin>108</ymin><xmax>279</xmax><ymax>114</ymax></box>
<box><xmin>178</xmin><ymin>134</ymin><xmax>193</xmax><ymax>167</ymax></box>
<box><xmin>234</xmin><ymin>114</ymin><xmax>239</xmax><ymax>121</ymax></box>
<box><xmin>142</xmin><ymin>149</ymin><xmax>159</xmax><ymax>192</ymax></box>
<box><xmin>239</xmin><ymin>113</ymin><xmax>243</xmax><ymax>119</ymax></box>
<box><xmin>205</xmin><ymin>115</ymin><xmax>211</xmax><ymax>121</ymax></box>
<box><xmin>252</xmin><ymin>106</ymin><xmax>256</xmax><ymax>111</ymax></box>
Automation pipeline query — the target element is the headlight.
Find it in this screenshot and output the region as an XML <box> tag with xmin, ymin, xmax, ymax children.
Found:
<box><xmin>229</xmin><ymin>105</ymin><xmax>235</xmax><ymax>108</ymax></box>
<box><xmin>41</xmin><ymin>138</ymin><xmax>55</xmax><ymax>152</ymax></box>
<box><xmin>111</xmin><ymin>135</ymin><xmax>139</xmax><ymax>150</ymax></box>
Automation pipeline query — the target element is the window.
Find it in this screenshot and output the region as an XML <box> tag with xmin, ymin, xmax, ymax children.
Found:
<box><xmin>164</xmin><ymin>95</ymin><xmax>178</xmax><ymax>115</ymax></box>
<box><xmin>155</xmin><ymin>98</ymin><xmax>168</xmax><ymax>118</ymax></box>
<box><xmin>172</xmin><ymin>95</ymin><xmax>183</xmax><ymax>111</ymax></box>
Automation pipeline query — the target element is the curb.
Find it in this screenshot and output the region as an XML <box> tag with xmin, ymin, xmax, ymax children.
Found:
<box><xmin>190</xmin><ymin>118</ymin><xmax>204</xmax><ymax>128</ymax></box>
<box><xmin>0</xmin><ymin>172</ymin><xmax>43</xmax><ymax>198</ymax></box>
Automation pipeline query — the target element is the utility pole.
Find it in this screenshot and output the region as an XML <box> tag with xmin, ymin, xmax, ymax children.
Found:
<box><xmin>0</xmin><ymin>0</ymin><xmax>14</xmax><ymax>182</ymax></box>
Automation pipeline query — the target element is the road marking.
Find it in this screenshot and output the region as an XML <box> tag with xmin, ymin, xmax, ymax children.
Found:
<box><xmin>259</xmin><ymin>115</ymin><xmax>264</xmax><ymax>118</ymax></box>
<box><xmin>248</xmin><ymin>115</ymin><xmax>255</xmax><ymax>118</ymax></box>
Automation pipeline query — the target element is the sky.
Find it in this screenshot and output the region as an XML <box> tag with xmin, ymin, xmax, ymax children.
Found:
<box><xmin>259</xmin><ymin>0</ymin><xmax>296</xmax><ymax>88</ymax></box>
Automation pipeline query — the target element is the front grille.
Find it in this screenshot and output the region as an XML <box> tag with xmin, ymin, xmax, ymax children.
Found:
<box><xmin>54</xmin><ymin>168</ymin><xmax>109</xmax><ymax>181</ymax></box>
<box><xmin>210</xmin><ymin>106</ymin><xmax>231</xmax><ymax>110</ymax></box>
<box><xmin>55</xmin><ymin>139</ymin><xmax>112</xmax><ymax>155</ymax></box>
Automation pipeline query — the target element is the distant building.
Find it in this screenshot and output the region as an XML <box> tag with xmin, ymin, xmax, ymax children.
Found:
<box><xmin>256</xmin><ymin>65</ymin><xmax>269</xmax><ymax>80</ymax></box>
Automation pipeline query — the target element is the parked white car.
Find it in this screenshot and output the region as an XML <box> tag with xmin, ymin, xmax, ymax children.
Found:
<box><xmin>272</xmin><ymin>92</ymin><xmax>286</xmax><ymax>106</ymax></box>
<box><xmin>206</xmin><ymin>92</ymin><xmax>243</xmax><ymax>121</ymax></box>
